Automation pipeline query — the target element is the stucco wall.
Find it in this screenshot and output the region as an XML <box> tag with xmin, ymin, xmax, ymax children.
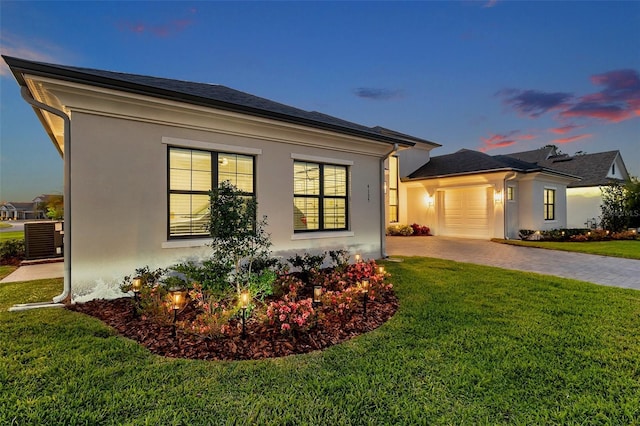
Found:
<box><xmin>69</xmin><ymin>112</ymin><xmax>386</xmax><ymax>300</ymax></box>
<box><xmin>518</xmin><ymin>176</ymin><xmax>569</xmax><ymax>231</ymax></box>
<box><xmin>567</xmin><ymin>187</ymin><xmax>602</xmax><ymax>228</ymax></box>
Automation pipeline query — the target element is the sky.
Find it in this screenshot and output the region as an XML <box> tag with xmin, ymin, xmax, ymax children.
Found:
<box><xmin>1</xmin><ymin>0</ymin><xmax>639</xmax><ymax>202</ymax></box>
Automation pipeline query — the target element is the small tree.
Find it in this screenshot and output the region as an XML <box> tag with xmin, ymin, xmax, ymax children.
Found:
<box><xmin>624</xmin><ymin>177</ymin><xmax>640</xmax><ymax>228</ymax></box>
<box><xmin>600</xmin><ymin>183</ymin><xmax>628</xmax><ymax>232</ymax></box>
<box><xmin>208</xmin><ymin>181</ymin><xmax>271</xmax><ymax>294</ymax></box>
<box><xmin>45</xmin><ymin>195</ymin><xmax>64</xmax><ymax>220</ymax></box>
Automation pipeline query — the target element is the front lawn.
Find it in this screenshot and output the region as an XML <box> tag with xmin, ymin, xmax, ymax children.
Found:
<box><xmin>493</xmin><ymin>238</ymin><xmax>640</xmax><ymax>260</ymax></box>
<box><xmin>0</xmin><ymin>231</ymin><xmax>24</xmax><ymax>242</ymax></box>
<box><xmin>1</xmin><ymin>258</ymin><xmax>638</xmax><ymax>424</ymax></box>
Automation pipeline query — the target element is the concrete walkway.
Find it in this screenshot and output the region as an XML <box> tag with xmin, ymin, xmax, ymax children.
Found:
<box><xmin>386</xmin><ymin>236</ymin><xmax>640</xmax><ymax>291</ymax></box>
<box><xmin>0</xmin><ymin>262</ymin><xmax>64</xmax><ymax>283</ymax></box>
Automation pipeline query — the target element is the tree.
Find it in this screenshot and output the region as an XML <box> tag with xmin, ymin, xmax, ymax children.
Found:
<box><xmin>207</xmin><ymin>181</ymin><xmax>271</xmax><ymax>294</ymax></box>
<box><xmin>45</xmin><ymin>195</ymin><xmax>64</xmax><ymax>220</ymax></box>
<box><xmin>624</xmin><ymin>176</ymin><xmax>640</xmax><ymax>228</ymax></box>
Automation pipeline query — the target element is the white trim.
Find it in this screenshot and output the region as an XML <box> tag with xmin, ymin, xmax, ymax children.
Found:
<box><xmin>162</xmin><ymin>136</ymin><xmax>262</xmax><ymax>155</ymax></box>
<box><xmin>290</xmin><ymin>231</ymin><xmax>355</xmax><ymax>240</ymax></box>
<box><xmin>162</xmin><ymin>238</ymin><xmax>212</xmax><ymax>249</ymax></box>
<box><xmin>291</xmin><ymin>153</ymin><xmax>354</xmax><ymax>166</ymax></box>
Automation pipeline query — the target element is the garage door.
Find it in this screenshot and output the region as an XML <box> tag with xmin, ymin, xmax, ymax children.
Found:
<box><xmin>440</xmin><ymin>187</ymin><xmax>490</xmax><ymax>238</ymax></box>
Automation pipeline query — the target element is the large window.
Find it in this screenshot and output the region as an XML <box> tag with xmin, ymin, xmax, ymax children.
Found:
<box><xmin>544</xmin><ymin>188</ymin><xmax>555</xmax><ymax>221</ymax></box>
<box><xmin>388</xmin><ymin>155</ymin><xmax>399</xmax><ymax>223</ymax></box>
<box><xmin>168</xmin><ymin>147</ymin><xmax>254</xmax><ymax>238</ymax></box>
<box><xmin>293</xmin><ymin>161</ymin><xmax>348</xmax><ymax>232</ymax></box>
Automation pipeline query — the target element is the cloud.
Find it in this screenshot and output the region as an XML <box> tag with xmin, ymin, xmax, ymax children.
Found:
<box><xmin>353</xmin><ymin>87</ymin><xmax>405</xmax><ymax>101</ymax></box>
<box><xmin>559</xmin><ymin>69</ymin><xmax>640</xmax><ymax>123</ymax></box>
<box><xmin>479</xmin><ymin>130</ymin><xmax>536</xmax><ymax>152</ymax></box>
<box><xmin>549</xmin><ymin>124</ymin><xmax>583</xmax><ymax>134</ymax></box>
<box><xmin>0</xmin><ymin>33</ymin><xmax>61</xmax><ymax>77</ymax></box>
<box><xmin>553</xmin><ymin>134</ymin><xmax>593</xmax><ymax>144</ymax></box>
<box><xmin>497</xmin><ymin>89</ymin><xmax>573</xmax><ymax>118</ymax></box>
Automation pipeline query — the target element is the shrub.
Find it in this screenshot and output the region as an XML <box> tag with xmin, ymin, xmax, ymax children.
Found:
<box><xmin>387</xmin><ymin>224</ymin><xmax>414</xmax><ymax>236</ymax></box>
<box><xmin>0</xmin><ymin>239</ymin><xmax>25</xmax><ymax>264</ymax></box>
<box><xmin>410</xmin><ymin>223</ymin><xmax>431</xmax><ymax>236</ymax></box>
<box><xmin>265</xmin><ymin>297</ymin><xmax>315</xmax><ymax>333</ymax></box>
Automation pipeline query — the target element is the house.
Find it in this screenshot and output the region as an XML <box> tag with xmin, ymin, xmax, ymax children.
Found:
<box><xmin>389</xmin><ymin>148</ymin><xmax>579</xmax><ymax>239</ymax></box>
<box><xmin>0</xmin><ymin>202</ymin><xmax>35</xmax><ymax>220</ymax></box>
<box><xmin>506</xmin><ymin>147</ymin><xmax>630</xmax><ymax>228</ymax></box>
<box><xmin>4</xmin><ymin>56</ymin><xmax>439</xmax><ymax>302</ymax></box>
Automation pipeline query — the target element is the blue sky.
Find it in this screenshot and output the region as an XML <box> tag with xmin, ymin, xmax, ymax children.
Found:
<box><xmin>1</xmin><ymin>0</ymin><xmax>639</xmax><ymax>201</ymax></box>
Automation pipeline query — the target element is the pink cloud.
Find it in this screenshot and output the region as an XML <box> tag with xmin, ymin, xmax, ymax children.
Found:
<box><xmin>479</xmin><ymin>130</ymin><xmax>536</xmax><ymax>152</ymax></box>
<box><xmin>549</xmin><ymin>124</ymin><xmax>583</xmax><ymax>134</ymax></box>
<box><xmin>553</xmin><ymin>134</ymin><xmax>593</xmax><ymax>144</ymax></box>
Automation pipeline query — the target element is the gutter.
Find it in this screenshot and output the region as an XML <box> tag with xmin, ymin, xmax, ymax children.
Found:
<box><xmin>503</xmin><ymin>172</ymin><xmax>517</xmax><ymax>239</ymax></box>
<box><xmin>380</xmin><ymin>143</ymin><xmax>399</xmax><ymax>258</ymax></box>
<box><xmin>9</xmin><ymin>86</ymin><xmax>71</xmax><ymax>311</ymax></box>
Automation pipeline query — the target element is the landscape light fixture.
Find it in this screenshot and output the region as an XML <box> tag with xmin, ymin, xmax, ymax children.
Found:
<box><xmin>169</xmin><ymin>287</ymin><xmax>188</xmax><ymax>338</ymax></box>
<box><xmin>355</xmin><ymin>254</ymin><xmax>361</xmax><ymax>263</ymax></box>
<box><xmin>131</xmin><ymin>276</ymin><xmax>143</xmax><ymax>317</ymax></box>
<box><xmin>240</xmin><ymin>291</ymin><xmax>250</xmax><ymax>337</ymax></box>
<box><xmin>313</xmin><ymin>285</ymin><xmax>322</xmax><ymax>307</ymax></box>
<box><xmin>378</xmin><ymin>266</ymin><xmax>385</xmax><ymax>276</ymax></box>
<box><xmin>361</xmin><ymin>279</ymin><xmax>370</xmax><ymax>317</ymax></box>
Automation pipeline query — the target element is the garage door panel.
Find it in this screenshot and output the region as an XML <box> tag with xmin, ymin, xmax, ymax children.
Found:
<box><xmin>441</xmin><ymin>187</ymin><xmax>490</xmax><ymax>238</ymax></box>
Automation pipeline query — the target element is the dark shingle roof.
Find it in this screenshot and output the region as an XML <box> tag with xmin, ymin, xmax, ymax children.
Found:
<box><xmin>538</xmin><ymin>151</ymin><xmax>622</xmax><ymax>187</ymax></box>
<box><xmin>407</xmin><ymin>149</ymin><xmax>543</xmax><ymax>179</ymax></box>
<box><xmin>505</xmin><ymin>146</ymin><xmax>556</xmax><ymax>163</ymax></box>
<box><xmin>3</xmin><ymin>56</ymin><xmax>438</xmax><ymax>148</ymax></box>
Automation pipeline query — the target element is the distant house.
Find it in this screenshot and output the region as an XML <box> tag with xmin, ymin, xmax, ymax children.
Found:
<box><xmin>0</xmin><ymin>202</ymin><xmax>35</xmax><ymax>220</ymax></box>
<box><xmin>506</xmin><ymin>147</ymin><xmax>630</xmax><ymax>228</ymax></box>
<box><xmin>389</xmin><ymin>148</ymin><xmax>579</xmax><ymax>239</ymax></box>
<box><xmin>4</xmin><ymin>56</ymin><xmax>438</xmax><ymax>302</ymax></box>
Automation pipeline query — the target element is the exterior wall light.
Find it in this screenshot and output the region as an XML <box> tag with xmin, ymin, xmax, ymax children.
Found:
<box><xmin>494</xmin><ymin>190</ymin><xmax>503</xmax><ymax>204</ymax></box>
<box><xmin>424</xmin><ymin>194</ymin><xmax>434</xmax><ymax>207</ymax></box>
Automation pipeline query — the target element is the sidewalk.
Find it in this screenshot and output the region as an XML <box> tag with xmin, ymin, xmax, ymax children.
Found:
<box><xmin>0</xmin><ymin>262</ymin><xmax>64</xmax><ymax>283</ymax></box>
<box><xmin>386</xmin><ymin>236</ymin><xmax>640</xmax><ymax>291</ymax></box>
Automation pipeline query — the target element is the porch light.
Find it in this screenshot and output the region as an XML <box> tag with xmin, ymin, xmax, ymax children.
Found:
<box><xmin>240</xmin><ymin>291</ymin><xmax>250</xmax><ymax>337</ymax></box>
<box><xmin>169</xmin><ymin>287</ymin><xmax>188</xmax><ymax>338</ymax></box>
<box><xmin>361</xmin><ymin>279</ymin><xmax>370</xmax><ymax>317</ymax></box>
<box><xmin>313</xmin><ymin>285</ymin><xmax>322</xmax><ymax>306</ymax></box>
<box><xmin>494</xmin><ymin>190</ymin><xmax>503</xmax><ymax>204</ymax></box>
<box><xmin>424</xmin><ymin>194</ymin><xmax>434</xmax><ymax>207</ymax></box>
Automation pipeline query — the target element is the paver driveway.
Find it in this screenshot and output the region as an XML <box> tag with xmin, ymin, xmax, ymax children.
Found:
<box><xmin>386</xmin><ymin>236</ymin><xmax>640</xmax><ymax>291</ymax></box>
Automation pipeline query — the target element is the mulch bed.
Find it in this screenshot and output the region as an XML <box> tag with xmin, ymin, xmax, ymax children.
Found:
<box><xmin>67</xmin><ymin>292</ymin><xmax>398</xmax><ymax>361</ymax></box>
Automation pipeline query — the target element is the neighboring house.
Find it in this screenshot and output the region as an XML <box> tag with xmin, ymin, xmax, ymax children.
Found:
<box><xmin>4</xmin><ymin>56</ymin><xmax>438</xmax><ymax>302</ymax></box>
<box><xmin>389</xmin><ymin>148</ymin><xmax>579</xmax><ymax>239</ymax></box>
<box><xmin>0</xmin><ymin>202</ymin><xmax>35</xmax><ymax>220</ymax></box>
<box><xmin>506</xmin><ymin>147</ymin><xmax>630</xmax><ymax>228</ymax></box>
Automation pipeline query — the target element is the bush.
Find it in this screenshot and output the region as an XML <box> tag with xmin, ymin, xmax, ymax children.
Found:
<box><xmin>410</xmin><ymin>223</ymin><xmax>431</xmax><ymax>236</ymax></box>
<box><xmin>0</xmin><ymin>239</ymin><xmax>25</xmax><ymax>265</ymax></box>
<box><xmin>387</xmin><ymin>224</ymin><xmax>414</xmax><ymax>236</ymax></box>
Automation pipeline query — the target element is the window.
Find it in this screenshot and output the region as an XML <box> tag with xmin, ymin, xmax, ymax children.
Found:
<box><xmin>168</xmin><ymin>147</ymin><xmax>254</xmax><ymax>238</ymax></box>
<box><xmin>507</xmin><ymin>186</ymin><xmax>515</xmax><ymax>201</ymax></box>
<box><xmin>544</xmin><ymin>188</ymin><xmax>555</xmax><ymax>221</ymax></box>
<box><xmin>612</xmin><ymin>164</ymin><xmax>616</xmax><ymax>175</ymax></box>
<box><xmin>388</xmin><ymin>156</ymin><xmax>399</xmax><ymax>223</ymax></box>
<box><xmin>293</xmin><ymin>161</ymin><xmax>348</xmax><ymax>232</ymax></box>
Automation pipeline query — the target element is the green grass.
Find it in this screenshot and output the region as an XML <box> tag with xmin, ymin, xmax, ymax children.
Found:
<box><xmin>493</xmin><ymin>238</ymin><xmax>640</xmax><ymax>260</ymax></box>
<box><xmin>0</xmin><ymin>231</ymin><xmax>24</xmax><ymax>241</ymax></box>
<box><xmin>0</xmin><ymin>223</ymin><xmax>12</xmax><ymax>229</ymax></box>
<box><xmin>1</xmin><ymin>259</ymin><xmax>639</xmax><ymax>424</ymax></box>
<box><xmin>0</xmin><ymin>266</ymin><xmax>17</xmax><ymax>280</ymax></box>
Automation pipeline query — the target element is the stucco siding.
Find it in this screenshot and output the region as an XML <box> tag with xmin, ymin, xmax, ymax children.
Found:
<box><xmin>70</xmin><ymin>111</ymin><xmax>384</xmax><ymax>300</ymax></box>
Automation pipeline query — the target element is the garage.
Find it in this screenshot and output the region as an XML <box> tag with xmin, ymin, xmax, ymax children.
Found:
<box><xmin>439</xmin><ymin>187</ymin><xmax>490</xmax><ymax>238</ymax></box>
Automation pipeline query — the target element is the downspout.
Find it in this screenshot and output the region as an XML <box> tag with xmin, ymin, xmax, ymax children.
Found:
<box><xmin>18</xmin><ymin>86</ymin><xmax>71</xmax><ymax>305</ymax></box>
<box><xmin>380</xmin><ymin>143</ymin><xmax>399</xmax><ymax>258</ymax></box>
<box><xmin>503</xmin><ymin>172</ymin><xmax>517</xmax><ymax>239</ymax></box>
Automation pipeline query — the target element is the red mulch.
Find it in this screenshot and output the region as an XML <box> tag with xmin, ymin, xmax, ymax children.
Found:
<box><xmin>66</xmin><ymin>292</ymin><xmax>398</xmax><ymax>361</ymax></box>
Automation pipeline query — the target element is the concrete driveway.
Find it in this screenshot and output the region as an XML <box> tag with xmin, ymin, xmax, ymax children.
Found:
<box><xmin>386</xmin><ymin>236</ymin><xmax>640</xmax><ymax>291</ymax></box>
